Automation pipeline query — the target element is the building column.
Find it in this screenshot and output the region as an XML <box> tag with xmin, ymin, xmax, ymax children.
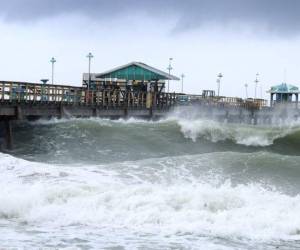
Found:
<box><xmin>296</xmin><ymin>94</ymin><xmax>299</xmax><ymax>109</ymax></box>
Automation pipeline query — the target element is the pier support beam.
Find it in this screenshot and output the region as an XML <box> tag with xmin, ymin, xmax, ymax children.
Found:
<box><xmin>3</xmin><ymin>119</ymin><xmax>13</xmax><ymax>150</ymax></box>
<box><xmin>59</xmin><ymin>104</ymin><xmax>65</xmax><ymax>119</ymax></box>
<box><xmin>15</xmin><ymin>106</ymin><xmax>23</xmax><ymax>120</ymax></box>
<box><xmin>149</xmin><ymin>107</ymin><xmax>153</xmax><ymax>118</ymax></box>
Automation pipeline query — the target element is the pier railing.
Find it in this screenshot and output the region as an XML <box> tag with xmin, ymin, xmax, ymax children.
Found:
<box><xmin>0</xmin><ymin>81</ymin><xmax>267</xmax><ymax>110</ymax></box>
<box><xmin>0</xmin><ymin>81</ymin><xmax>83</xmax><ymax>103</ymax></box>
<box><xmin>0</xmin><ymin>81</ymin><xmax>176</xmax><ymax>109</ymax></box>
<box><xmin>186</xmin><ymin>94</ymin><xmax>267</xmax><ymax>109</ymax></box>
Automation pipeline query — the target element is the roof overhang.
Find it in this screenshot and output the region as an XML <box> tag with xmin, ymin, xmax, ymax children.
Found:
<box><xmin>95</xmin><ymin>61</ymin><xmax>180</xmax><ymax>81</ymax></box>
<box><xmin>268</xmin><ymin>83</ymin><xmax>299</xmax><ymax>94</ymax></box>
<box><xmin>267</xmin><ymin>91</ymin><xmax>300</xmax><ymax>94</ymax></box>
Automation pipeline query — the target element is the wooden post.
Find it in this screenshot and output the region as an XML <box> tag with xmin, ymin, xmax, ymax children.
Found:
<box><xmin>166</xmin><ymin>93</ymin><xmax>169</xmax><ymax>108</ymax></box>
<box><xmin>55</xmin><ymin>87</ymin><xmax>57</xmax><ymax>103</ymax></box>
<box><xmin>124</xmin><ymin>91</ymin><xmax>128</xmax><ymax>117</ymax></box>
<box><xmin>47</xmin><ymin>85</ymin><xmax>50</xmax><ymax>103</ymax></box>
<box><xmin>9</xmin><ymin>83</ymin><xmax>12</xmax><ymax>102</ymax></box>
<box><xmin>108</xmin><ymin>91</ymin><xmax>111</xmax><ymax>107</ymax></box>
<box><xmin>33</xmin><ymin>86</ymin><xmax>37</xmax><ymax>102</ymax></box>
<box><xmin>1</xmin><ymin>82</ymin><xmax>4</xmax><ymax>101</ymax></box>
<box><xmin>127</xmin><ymin>92</ymin><xmax>130</xmax><ymax>107</ymax></box>
<box><xmin>103</xmin><ymin>91</ymin><xmax>106</xmax><ymax>107</ymax></box>
<box><xmin>17</xmin><ymin>83</ymin><xmax>21</xmax><ymax>103</ymax></box>
<box><xmin>25</xmin><ymin>85</ymin><xmax>28</xmax><ymax>102</ymax></box>
<box><xmin>118</xmin><ymin>91</ymin><xmax>121</xmax><ymax>107</ymax></box>
<box><xmin>146</xmin><ymin>83</ymin><xmax>152</xmax><ymax>109</ymax></box>
<box><xmin>141</xmin><ymin>92</ymin><xmax>144</xmax><ymax>107</ymax></box>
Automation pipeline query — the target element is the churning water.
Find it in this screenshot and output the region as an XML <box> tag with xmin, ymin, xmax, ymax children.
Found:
<box><xmin>1</xmin><ymin>109</ymin><xmax>300</xmax><ymax>249</ymax></box>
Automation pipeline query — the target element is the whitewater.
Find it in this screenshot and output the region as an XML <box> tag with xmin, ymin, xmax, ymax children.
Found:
<box><xmin>1</xmin><ymin>113</ymin><xmax>300</xmax><ymax>249</ymax></box>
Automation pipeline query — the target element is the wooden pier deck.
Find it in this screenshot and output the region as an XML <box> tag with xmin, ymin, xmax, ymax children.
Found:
<box><xmin>0</xmin><ymin>81</ymin><xmax>177</xmax><ymax>119</ymax></box>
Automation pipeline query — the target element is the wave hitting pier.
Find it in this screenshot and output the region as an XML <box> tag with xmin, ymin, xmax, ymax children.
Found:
<box><xmin>0</xmin><ymin>80</ymin><xmax>177</xmax><ymax>149</ymax></box>
<box><xmin>0</xmin><ymin>80</ymin><xmax>298</xmax><ymax>149</ymax></box>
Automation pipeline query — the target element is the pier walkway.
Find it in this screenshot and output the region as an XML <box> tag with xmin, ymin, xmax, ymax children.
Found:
<box><xmin>0</xmin><ymin>81</ymin><xmax>177</xmax><ymax>120</ymax></box>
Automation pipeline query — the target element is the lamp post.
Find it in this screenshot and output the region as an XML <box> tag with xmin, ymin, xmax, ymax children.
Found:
<box><xmin>86</xmin><ymin>52</ymin><xmax>94</xmax><ymax>92</ymax></box>
<box><xmin>167</xmin><ymin>58</ymin><xmax>173</xmax><ymax>93</ymax></box>
<box><xmin>181</xmin><ymin>73</ymin><xmax>185</xmax><ymax>93</ymax></box>
<box><xmin>217</xmin><ymin>73</ymin><xmax>223</xmax><ymax>97</ymax></box>
<box><xmin>245</xmin><ymin>83</ymin><xmax>248</xmax><ymax>99</ymax></box>
<box><xmin>50</xmin><ymin>57</ymin><xmax>56</xmax><ymax>85</ymax></box>
<box><xmin>254</xmin><ymin>73</ymin><xmax>259</xmax><ymax>99</ymax></box>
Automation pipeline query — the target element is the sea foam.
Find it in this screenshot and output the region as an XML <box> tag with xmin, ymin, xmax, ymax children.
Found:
<box><xmin>0</xmin><ymin>152</ymin><xmax>300</xmax><ymax>243</ymax></box>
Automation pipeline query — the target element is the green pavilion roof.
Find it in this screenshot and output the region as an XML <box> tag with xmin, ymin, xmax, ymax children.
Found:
<box><xmin>269</xmin><ymin>83</ymin><xmax>300</xmax><ymax>93</ymax></box>
<box><xmin>95</xmin><ymin>62</ymin><xmax>180</xmax><ymax>81</ymax></box>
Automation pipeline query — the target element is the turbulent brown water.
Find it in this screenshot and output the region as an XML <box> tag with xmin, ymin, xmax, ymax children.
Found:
<box><xmin>1</xmin><ymin>110</ymin><xmax>300</xmax><ymax>249</ymax></box>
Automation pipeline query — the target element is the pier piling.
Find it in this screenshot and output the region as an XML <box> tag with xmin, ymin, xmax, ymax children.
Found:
<box><xmin>3</xmin><ymin>119</ymin><xmax>13</xmax><ymax>150</ymax></box>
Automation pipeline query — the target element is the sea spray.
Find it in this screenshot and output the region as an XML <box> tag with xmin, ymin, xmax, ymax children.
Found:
<box><xmin>176</xmin><ymin>118</ymin><xmax>299</xmax><ymax>146</ymax></box>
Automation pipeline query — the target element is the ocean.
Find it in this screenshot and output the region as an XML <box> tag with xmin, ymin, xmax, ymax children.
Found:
<box><xmin>1</xmin><ymin>109</ymin><xmax>300</xmax><ymax>250</ymax></box>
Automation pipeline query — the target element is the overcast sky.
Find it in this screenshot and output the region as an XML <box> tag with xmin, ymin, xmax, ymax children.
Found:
<box><xmin>0</xmin><ymin>0</ymin><xmax>300</xmax><ymax>98</ymax></box>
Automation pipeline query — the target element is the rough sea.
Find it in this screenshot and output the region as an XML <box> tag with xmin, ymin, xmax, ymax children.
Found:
<box><xmin>1</xmin><ymin>108</ymin><xmax>300</xmax><ymax>250</ymax></box>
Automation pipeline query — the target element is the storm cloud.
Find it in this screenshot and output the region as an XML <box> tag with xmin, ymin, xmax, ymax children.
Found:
<box><xmin>0</xmin><ymin>0</ymin><xmax>300</xmax><ymax>34</ymax></box>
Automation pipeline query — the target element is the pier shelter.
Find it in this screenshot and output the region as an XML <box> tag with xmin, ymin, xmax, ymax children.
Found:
<box><xmin>83</xmin><ymin>62</ymin><xmax>180</xmax><ymax>92</ymax></box>
<box><xmin>269</xmin><ymin>83</ymin><xmax>299</xmax><ymax>107</ymax></box>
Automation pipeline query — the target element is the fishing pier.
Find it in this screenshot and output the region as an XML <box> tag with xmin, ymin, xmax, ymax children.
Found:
<box><xmin>0</xmin><ymin>61</ymin><xmax>298</xmax><ymax>149</ymax></box>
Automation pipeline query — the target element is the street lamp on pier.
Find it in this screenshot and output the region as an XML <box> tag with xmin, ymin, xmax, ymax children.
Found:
<box><xmin>217</xmin><ymin>73</ymin><xmax>223</xmax><ymax>97</ymax></box>
<box><xmin>86</xmin><ymin>52</ymin><xmax>94</xmax><ymax>92</ymax></box>
<box><xmin>254</xmin><ymin>73</ymin><xmax>259</xmax><ymax>99</ymax></box>
<box><xmin>167</xmin><ymin>58</ymin><xmax>173</xmax><ymax>93</ymax></box>
<box><xmin>245</xmin><ymin>83</ymin><xmax>248</xmax><ymax>99</ymax></box>
<box><xmin>50</xmin><ymin>57</ymin><xmax>56</xmax><ymax>85</ymax></box>
<box><xmin>181</xmin><ymin>73</ymin><xmax>185</xmax><ymax>93</ymax></box>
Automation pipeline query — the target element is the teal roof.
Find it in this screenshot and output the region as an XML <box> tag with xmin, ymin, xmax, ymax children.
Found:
<box><xmin>95</xmin><ymin>62</ymin><xmax>180</xmax><ymax>81</ymax></box>
<box><xmin>269</xmin><ymin>83</ymin><xmax>299</xmax><ymax>93</ymax></box>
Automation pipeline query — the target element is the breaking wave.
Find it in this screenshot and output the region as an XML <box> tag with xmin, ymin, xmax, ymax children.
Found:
<box><xmin>30</xmin><ymin>115</ymin><xmax>300</xmax><ymax>146</ymax></box>
<box><xmin>1</xmin><ymin>152</ymin><xmax>300</xmax><ymax>246</ymax></box>
<box><xmin>176</xmin><ymin>118</ymin><xmax>300</xmax><ymax>146</ymax></box>
<box><xmin>7</xmin><ymin>116</ymin><xmax>300</xmax><ymax>167</ymax></box>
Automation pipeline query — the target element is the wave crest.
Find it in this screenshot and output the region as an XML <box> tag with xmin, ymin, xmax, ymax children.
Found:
<box><xmin>177</xmin><ymin>118</ymin><xmax>300</xmax><ymax>146</ymax></box>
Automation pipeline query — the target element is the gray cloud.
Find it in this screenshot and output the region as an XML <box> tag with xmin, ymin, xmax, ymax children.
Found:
<box><xmin>1</xmin><ymin>0</ymin><xmax>300</xmax><ymax>34</ymax></box>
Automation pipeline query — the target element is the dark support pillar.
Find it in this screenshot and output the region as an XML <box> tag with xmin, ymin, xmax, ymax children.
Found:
<box><xmin>149</xmin><ymin>107</ymin><xmax>153</xmax><ymax>118</ymax></box>
<box><xmin>93</xmin><ymin>108</ymin><xmax>97</xmax><ymax>117</ymax></box>
<box><xmin>59</xmin><ymin>104</ymin><xmax>65</xmax><ymax>119</ymax></box>
<box><xmin>296</xmin><ymin>94</ymin><xmax>298</xmax><ymax>109</ymax></box>
<box><xmin>238</xmin><ymin>109</ymin><xmax>243</xmax><ymax>123</ymax></box>
<box><xmin>225</xmin><ymin>110</ymin><xmax>229</xmax><ymax>121</ymax></box>
<box><xmin>15</xmin><ymin>105</ymin><xmax>23</xmax><ymax>120</ymax></box>
<box><xmin>253</xmin><ymin>115</ymin><xmax>258</xmax><ymax>125</ymax></box>
<box><xmin>4</xmin><ymin>119</ymin><xmax>13</xmax><ymax>150</ymax></box>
